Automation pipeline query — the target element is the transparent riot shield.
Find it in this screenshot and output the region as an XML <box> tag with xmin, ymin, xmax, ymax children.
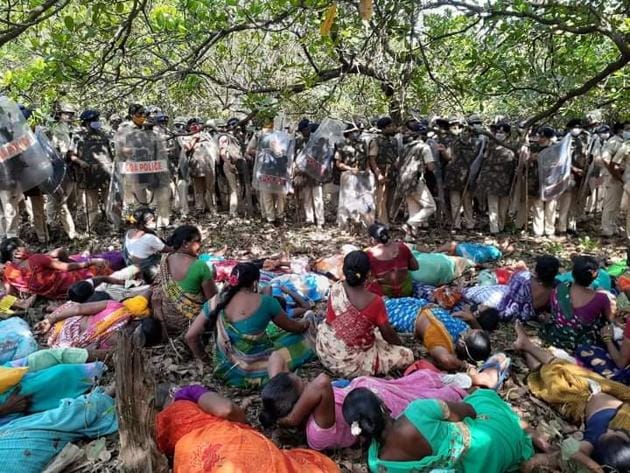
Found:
<box><xmin>295</xmin><ymin>118</ymin><xmax>345</xmax><ymax>183</ymax></box>
<box><xmin>108</xmin><ymin>126</ymin><xmax>171</xmax><ymax>219</ymax></box>
<box><xmin>538</xmin><ymin>134</ymin><xmax>572</xmax><ymax>201</ymax></box>
<box><xmin>252</xmin><ymin>131</ymin><xmax>294</xmax><ymax>194</ymax></box>
<box><xmin>337</xmin><ymin>170</ymin><xmax>375</xmax><ymax>228</ymax></box>
<box><xmin>0</xmin><ymin>97</ymin><xmax>53</xmax><ymax>192</ymax></box>
<box><xmin>34</xmin><ymin>126</ymin><xmax>66</xmax><ymax>194</ymax></box>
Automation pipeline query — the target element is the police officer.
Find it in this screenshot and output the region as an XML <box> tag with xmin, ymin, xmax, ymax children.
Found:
<box><xmin>443</xmin><ymin>115</ymin><xmax>483</xmax><ymax>230</ymax></box>
<box><xmin>217</xmin><ymin>118</ymin><xmax>244</xmax><ymax>217</ymax></box>
<box><xmin>48</xmin><ymin>102</ymin><xmax>78</xmax><ymax>239</ymax></box>
<box><xmin>600</xmin><ymin>122</ymin><xmax>628</xmax><ymax>236</ymax></box>
<box><xmin>182</xmin><ymin>117</ymin><xmax>217</xmax><ymax>213</ymax></box>
<box><xmin>528</xmin><ymin>127</ymin><xmax>557</xmax><ymax>237</ymax></box>
<box><xmin>171</xmin><ymin>116</ymin><xmax>189</xmax><ymax>215</ymax></box>
<box><xmin>476</xmin><ymin>121</ymin><xmax>516</xmax><ymax>234</ymax></box>
<box><xmin>114</xmin><ymin>103</ymin><xmax>171</xmax><ymax>228</ymax></box>
<box><xmin>557</xmin><ymin>118</ymin><xmax>589</xmax><ymax>235</ymax></box>
<box><xmin>246</xmin><ymin>116</ymin><xmax>283</xmax><ymax>224</ymax></box>
<box><xmin>368</xmin><ymin>116</ymin><xmax>399</xmax><ymax>224</ymax></box>
<box><xmin>335</xmin><ymin>123</ymin><xmax>374</xmax><ymax>229</ymax></box>
<box><xmin>71</xmin><ymin>109</ymin><xmax>113</xmax><ymax>230</ymax></box>
<box><xmin>400</xmin><ymin>122</ymin><xmax>436</xmax><ymax>235</ymax></box>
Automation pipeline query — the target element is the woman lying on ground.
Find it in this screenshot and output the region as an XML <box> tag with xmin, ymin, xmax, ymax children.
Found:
<box><xmin>123</xmin><ymin>207</ymin><xmax>171</xmax><ymax>282</ymax></box>
<box><xmin>513</xmin><ymin>323</ymin><xmax>630</xmax><ymax>472</ymax></box>
<box><xmin>34</xmin><ymin>289</ymin><xmax>160</xmax><ymax>350</ymax></box>
<box><xmin>542</xmin><ymin>255</ymin><xmax>613</xmax><ymax>351</ymax></box>
<box><xmin>384</xmin><ymin>297</ymin><xmax>505</xmax><ymax>386</ymax></box>
<box><xmin>0</xmin><ymin>347</ymin><xmax>105</xmax><ymax>425</ymax></box>
<box><xmin>1</xmin><ymin>238</ymin><xmax>111</xmax><ymax>299</ymax></box>
<box><xmin>0</xmin><ymin>317</ymin><xmax>38</xmax><ymax>364</ymax></box>
<box><xmin>343</xmin><ymin>386</ymin><xmax>536</xmax><ymax>473</ymax></box>
<box><xmin>316</xmin><ymin>251</ymin><xmax>414</xmax><ymax>378</ymax></box>
<box><xmin>433</xmin><ymin>239</ymin><xmax>509</xmax><ymax>265</ymax></box>
<box><xmin>259</xmin><ymin>356</ymin><xmax>467</xmax><ymax>451</ymax></box>
<box><xmin>151</xmin><ymin>225</ymin><xmax>217</xmax><ymax>338</ymax></box>
<box><xmin>185</xmin><ymin>262</ymin><xmax>315</xmax><ymax>388</ymax></box>
<box><xmin>365</xmin><ymin>224</ymin><xmax>418</xmax><ymax>298</ymax></box>
<box><xmin>0</xmin><ymin>389</ymin><xmax>117</xmax><ymax>473</ymax></box>
<box><xmin>156</xmin><ymin>384</ymin><xmax>339</xmax><ymax>473</ymax></box>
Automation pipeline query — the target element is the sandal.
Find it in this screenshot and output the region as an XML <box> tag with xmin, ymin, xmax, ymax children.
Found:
<box><xmin>479</xmin><ymin>353</ymin><xmax>511</xmax><ymax>390</ymax></box>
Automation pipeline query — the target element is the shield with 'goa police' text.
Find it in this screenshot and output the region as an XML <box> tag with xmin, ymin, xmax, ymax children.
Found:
<box><xmin>107</xmin><ymin>125</ymin><xmax>171</xmax><ymax>221</ymax></box>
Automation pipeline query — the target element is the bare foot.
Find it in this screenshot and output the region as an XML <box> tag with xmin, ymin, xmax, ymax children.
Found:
<box><xmin>513</xmin><ymin>322</ymin><xmax>529</xmax><ymax>352</ymax></box>
<box><xmin>521</xmin><ymin>452</ymin><xmax>560</xmax><ymax>472</ymax></box>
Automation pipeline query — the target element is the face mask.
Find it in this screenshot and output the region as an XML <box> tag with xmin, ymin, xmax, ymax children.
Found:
<box><xmin>89</xmin><ymin>121</ymin><xmax>102</xmax><ymax>130</ymax></box>
<box><xmin>623</xmin><ymin>131</ymin><xmax>630</xmax><ymax>140</ymax></box>
<box><xmin>495</xmin><ymin>132</ymin><xmax>506</xmax><ymax>141</ymax></box>
<box><xmin>570</xmin><ymin>128</ymin><xmax>581</xmax><ymax>137</ymax></box>
<box><xmin>598</xmin><ymin>133</ymin><xmax>610</xmax><ymax>141</ymax></box>
<box><xmin>473</xmin><ymin>124</ymin><xmax>483</xmax><ymax>132</ymax></box>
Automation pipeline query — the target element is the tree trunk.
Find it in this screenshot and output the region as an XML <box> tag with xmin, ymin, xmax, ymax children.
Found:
<box><xmin>115</xmin><ymin>332</ymin><xmax>169</xmax><ymax>473</ymax></box>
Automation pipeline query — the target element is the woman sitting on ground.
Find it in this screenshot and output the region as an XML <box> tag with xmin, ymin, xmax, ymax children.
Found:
<box><xmin>185</xmin><ymin>263</ymin><xmax>315</xmax><ymax>388</ymax></box>
<box><xmin>343</xmin><ymin>387</ymin><xmax>535</xmax><ymax>473</ymax></box>
<box><xmin>34</xmin><ymin>289</ymin><xmax>159</xmax><ymax>350</ymax></box>
<box><xmin>151</xmin><ymin>225</ymin><xmax>217</xmax><ymax>338</ymax></box>
<box><xmin>495</xmin><ymin>255</ymin><xmax>560</xmax><ymax>322</ymax></box>
<box><xmin>316</xmin><ymin>251</ymin><xmax>413</xmax><ymax>378</ymax></box>
<box><xmin>123</xmin><ymin>207</ymin><xmax>171</xmax><ymax>282</ymax></box>
<box><xmin>542</xmin><ymin>256</ymin><xmax>613</xmax><ymax>351</ymax></box>
<box><xmin>259</xmin><ymin>361</ymin><xmax>467</xmax><ymax>451</ymax></box>
<box><xmin>579</xmin><ymin>315</ymin><xmax>630</xmax><ymax>384</ymax></box>
<box><xmin>365</xmin><ymin>224</ymin><xmax>418</xmax><ymax>298</ymax></box>
<box><xmin>156</xmin><ymin>384</ymin><xmax>339</xmax><ymax>473</ymax></box>
<box><xmin>1</xmin><ymin>238</ymin><xmax>111</xmax><ymax>299</ymax></box>
<box><xmin>513</xmin><ymin>323</ymin><xmax>630</xmax><ymax>472</ymax></box>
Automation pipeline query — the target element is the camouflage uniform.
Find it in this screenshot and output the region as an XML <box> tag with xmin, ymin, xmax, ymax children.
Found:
<box><xmin>399</xmin><ymin>137</ymin><xmax>436</xmax><ymax>229</ymax></box>
<box><xmin>73</xmin><ymin>128</ymin><xmax>113</xmax><ymax>226</ymax></box>
<box><xmin>445</xmin><ymin>136</ymin><xmax>478</xmax><ymax>229</ymax></box>
<box><xmin>369</xmin><ymin>133</ymin><xmax>400</xmax><ymax>223</ymax></box>
<box><xmin>477</xmin><ymin>143</ymin><xmax>516</xmax><ymax>233</ymax></box>
<box><xmin>217</xmin><ymin>132</ymin><xmax>243</xmax><ymax>216</ymax></box>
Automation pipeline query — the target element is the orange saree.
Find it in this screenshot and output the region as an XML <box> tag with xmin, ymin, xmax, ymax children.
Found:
<box><xmin>156</xmin><ymin>401</ymin><xmax>340</xmax><ymax>473</ymax></box>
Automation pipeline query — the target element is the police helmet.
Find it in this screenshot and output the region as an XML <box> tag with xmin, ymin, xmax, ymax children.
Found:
<box><xmin>80</xmin><ymin>109</ymin><xmax>100</xmax><ymax>123</ymax></box>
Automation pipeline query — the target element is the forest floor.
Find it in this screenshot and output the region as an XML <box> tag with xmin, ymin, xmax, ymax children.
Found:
<box><xmin>22</xmin><ymin>206</ymin><xmax>628</xmax><ymax>473</ymax></box>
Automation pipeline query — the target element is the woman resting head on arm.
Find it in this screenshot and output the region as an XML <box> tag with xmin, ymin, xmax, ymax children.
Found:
<box><xmin>1</xmin><ymin>238</ymin><xmax>109</xmax><ymax>298</ymax></box>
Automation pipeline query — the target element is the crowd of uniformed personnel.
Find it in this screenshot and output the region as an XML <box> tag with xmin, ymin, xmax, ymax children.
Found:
<box><xmin>2</xmin><ymin>101</ymin><xmax>629</xmax><ymax>243</ymax></box>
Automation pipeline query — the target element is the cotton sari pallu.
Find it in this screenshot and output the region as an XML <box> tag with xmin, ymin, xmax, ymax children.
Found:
<box><xmin>152</xmin><ymin>256</ymin><xmax>204</xmax><ymax>339</ymax></box>
<box><xmin>214</xmin><ymin>311</ymin><xmax>315</xmax><ymax>388</ymax></box>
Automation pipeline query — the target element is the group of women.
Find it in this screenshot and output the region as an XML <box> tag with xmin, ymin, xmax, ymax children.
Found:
<box><xmin>0</xmin><ymin>216</ymin><xmax>628</xmax><ymax>473</ymax></box>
